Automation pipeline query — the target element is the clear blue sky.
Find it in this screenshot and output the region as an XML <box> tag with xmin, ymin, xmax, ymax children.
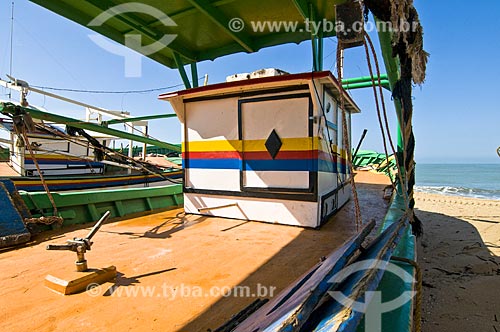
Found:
<box><xmin>0</xmin><ymin>0</ymin><xmax>498</xmax><ymax>163</ymax></box>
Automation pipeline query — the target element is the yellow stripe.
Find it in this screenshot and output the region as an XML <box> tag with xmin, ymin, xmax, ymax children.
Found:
<box><xmin>183</xmin><ymin>137</ymin><xmax>321</xmax><ymax>152</ymax></box>
<box><xmin>183</xmin><ymin>140</ymin><xmax>242</xmax><ymax>152</ymax></box>
<box><xmin>14</xmin><ymin>172</ymin><xmax>182</xmax><ymax>186</ymax></box>
<box><xmin>318</xmin><ymin>138</ymin><xmax>348</xmax><ymax>157</ymax></box>
<box><xmin>25</xmin><ymin>154</ymin><xmax>77</xmax><ymax>160</ymax></box>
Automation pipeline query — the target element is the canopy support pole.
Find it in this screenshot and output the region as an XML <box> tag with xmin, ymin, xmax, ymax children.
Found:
<box><xmin>191</xmin><ymin>63</ymin><xmax>199</xmax><ymax>88</ymax></box>
<box><xmin>375</xmin><ymin>18</ymin><xmax>404</xmax><ymax>157</ymax></box>
<box><xmin>173</xmin><ymin>52</ymin><xmax>192</xmax><ymax>89</ymax></box>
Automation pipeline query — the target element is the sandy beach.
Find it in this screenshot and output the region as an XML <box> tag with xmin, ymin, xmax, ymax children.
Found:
<box><xmin>414</xmin><ymin>192</ymin><xmax>500</xmax><ymax>332</ymax></box>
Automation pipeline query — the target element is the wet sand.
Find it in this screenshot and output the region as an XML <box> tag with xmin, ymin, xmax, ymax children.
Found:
<box><xmin>415</xmin><ymin>192</ymin><xmax>500</xmax><ymax>332</ymax></box>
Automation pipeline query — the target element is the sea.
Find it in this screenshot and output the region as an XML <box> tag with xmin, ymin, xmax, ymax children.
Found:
<box><xmin>415</xmin><ymin>164</ymin><xmax>500</xmax><ymax>200</ymax></box>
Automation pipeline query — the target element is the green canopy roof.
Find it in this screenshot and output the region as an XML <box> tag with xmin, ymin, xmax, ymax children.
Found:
<box><xmin>29</xmin><ymin>0</ymin><xmax>347</xmax><ymax>69</ymax></box>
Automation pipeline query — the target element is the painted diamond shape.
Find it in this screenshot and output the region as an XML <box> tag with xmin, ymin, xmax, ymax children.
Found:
<box><xmin>265</xmin><ymin>129</ymin><xmax>282</xmax><ymax>159</ymax></box>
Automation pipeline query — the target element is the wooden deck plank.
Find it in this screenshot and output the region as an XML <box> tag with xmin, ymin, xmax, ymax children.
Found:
<box><xmin>0</xmin><ymin>162</ymin><xmax>19</xmax><ymax>177</ymax></box>
<box><xmin>0</xmin><ymin>172</ymin><xmax>390</xmax><ymax>332</ymax></box>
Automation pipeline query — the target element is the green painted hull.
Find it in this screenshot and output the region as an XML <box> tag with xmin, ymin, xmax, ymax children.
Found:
<box><xmin>21</xmin><ymin>184</ymin><xmax>183</xmax><ymax>227</ymax></box>
<box><xmin>357</xmin><ymin>188</ymin><xmax>416</xmax><ymax>332</ymax></box>
<box><xmin>0</xmin><ymin>147</ymin><xmax>9</xmax><ymax>161</ymax></box>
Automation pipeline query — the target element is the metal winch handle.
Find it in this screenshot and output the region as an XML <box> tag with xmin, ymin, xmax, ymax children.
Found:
<box><xmin>46</xmin><ymin>211</ymin><xmax>111</xmax><ymax>271</ymax></box>
<box><xmin>85</xmin><ymin>210</ymin><xmax>111</xmax><ymax>242</ymax></box>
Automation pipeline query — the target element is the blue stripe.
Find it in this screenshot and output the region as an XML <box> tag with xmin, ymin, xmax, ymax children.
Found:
<box><xmin>318</xmin><ymin>159</ymin><xmax>347</xmax><ymax>173</ymax></box>
<box><xmin>185</xmin><ymin>158</ymin><xmax>349</xmax><ymax>173</ymax></box>
<box><xmin>186</xmin><ymin>158</ymin><xmax>241</xmax><ymax>170</ymax></box>
<box><xmin>245</xmin><ymin>159</ymin><xmax>315</xmax><ymax>171</ymax></box>
<box><xmin>326</xmin><ymin>120</ymin><xmax>338</xmax><ymax>130</ymax></box>
<box><xmin>25</xmin><ymin>160</ymin><xmax>104</xmax><ymax>167</ymax></box>
<box><xmin>15</xmin><ymin>173</ymin><xmax>183</xmax><ymax>191</ymax></box>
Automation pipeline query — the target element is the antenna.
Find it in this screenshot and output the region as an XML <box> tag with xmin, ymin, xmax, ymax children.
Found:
<box><xmin>8</xmin><ymin>1</ymin><xmax>15</xmax><ymax>100</ymax></box>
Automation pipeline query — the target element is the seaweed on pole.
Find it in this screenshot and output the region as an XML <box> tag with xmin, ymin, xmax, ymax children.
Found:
<box><xmin>363</xmin><ymin>0</ymin><xmax>428</xmax><ymax>237</ymax></box>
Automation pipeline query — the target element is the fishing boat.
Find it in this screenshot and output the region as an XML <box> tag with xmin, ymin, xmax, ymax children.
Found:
<box><xmin>0</xmin><ymin>0</ymin><xmax>427</xmax><ymax>331</ymax></box>
<box><xmin>0</xmin><ymin>80</ymin><xmax>183</xmax><ymax>191</ymax></box>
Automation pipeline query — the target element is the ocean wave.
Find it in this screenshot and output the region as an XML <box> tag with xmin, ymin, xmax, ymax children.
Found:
<box><xmin>415</xmin><ymin>185</ymin><xmax>500</xmax><ymax>200</ymax></box>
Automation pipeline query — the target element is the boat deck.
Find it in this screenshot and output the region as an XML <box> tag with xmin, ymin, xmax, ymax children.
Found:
<box><xmin>0</xmin><ymin>161</ymin><xmax>19</xmax><ymax>177</ymax></box>
<box><xmin>0</xmin><ymin>172</ymin><xmax>390</xmax><ymax>332</ymax></box>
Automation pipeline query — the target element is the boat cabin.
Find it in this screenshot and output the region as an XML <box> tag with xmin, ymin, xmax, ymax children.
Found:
<box><xmin>161</xmin><ymin>70</ymin><xmax>361</xmax><ymax>228</ymax></box>
<box><xmin>0</xmin><ymin>118</ymin><xmax>108</xmax><ymax>177</ymax></box>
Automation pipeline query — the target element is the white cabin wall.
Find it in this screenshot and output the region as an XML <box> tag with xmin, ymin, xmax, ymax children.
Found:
<box><xmin>317</xmin><ymin>87</ymin><xmax>340</xmax><ymax>196</ymax></box>
<box><xmin>166</xmin><ymin>74</ymin><xmax>359</xmax><ymax>228</ymax></box>
<box><xmin>184</xmin><ymin>97</ymin><xmax>240</xmax><ymax>192</ymax></box>
<box><xmin>185</xmin><ymin>98</ymin><xmax>239</xmax><ymax>142</ymax></box>
<box><xmin>184</xmin><ymin>193</ymin><xmax>319</xmax><ymax>228</ymax></box>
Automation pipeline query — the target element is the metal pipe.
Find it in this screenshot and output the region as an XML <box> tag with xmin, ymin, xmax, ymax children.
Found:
<box><xmin>103</xmin><ymin>113</ymin><xmax>177</xmax><ymax>125</ymax></box>
<box><xmin>0</xmin><ymin>79</ymin><xmax>128</xmax><ymax>120</ymax></box>
<box><xmin>85</xmin><ymin>211</ymin><xmax>111</xmax><ymax>241</ymax></box>
<box><xmin>191</xmin><ymin>62</ymin><xmax>199</xmax><ymax>88</ymax></box>
<box><xmin>352</xmin><ymin>129</ymin><xmax>368</xmax><ymax>160</ymax></box>
<box><xmin>342</xmin><ymin>74</ymin><xmax>388</xmax><ymax>84</ymax></box>
<box><xmin>198</xmin><ymin>203</ymin><xmax>238</xmax><ymax>212</ymax></box>
<box><xmin>173</xmin><ymin>52</ymin><xmax>192</xmax><ymax>89</ymax></box>
<box><xmin>342</xmin><ymin>80</ymin><xmax>390</xmax><ymax>90</ymax></box>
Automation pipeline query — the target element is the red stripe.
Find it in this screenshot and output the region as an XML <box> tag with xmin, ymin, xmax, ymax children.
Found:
<box><xmin>185</xmin><ymin>150</ymin><xmax>319</xmax><ymax>160</ymax></box>
<box><xmin>160</xmin><ymin>72</ymin><xmax>331</xmax><ymax>98</ymax></box>
<box><xmin>184</xmin><ymin>151</ymin><xmax>241</xmax><ymax>159</ymax></box>
<box><xmin>243</xmin><ymin>151</ymin><xmax>317</xmax><ymax>160</ymax></box>
<box><xmin>317</xmin><ymin>150</ymin><xmax>347</xmax><ymax>165</ymax></box>
<box><xmin>184</xmin><ymin>150</ymin><xmax>349</xmax><ymax>167</ymax></box>
<box><xmin>159</xmin><ymin>71</ymin><xmax>359</xmax><ymax>112</ymax></box>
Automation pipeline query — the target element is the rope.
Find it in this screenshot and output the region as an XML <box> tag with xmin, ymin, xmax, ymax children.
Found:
<box><xmin>37</xmin><ymin>122</ymin><xmax>183</xmax><ymax>185</ymax></box>
<box><xmin>336</xmin><ymin>45</ymin><xmax>363</xmax><ymax>230</ymax></box>
<box><xmin>19</xmin><ymin>127</ymin><xmax>62</xmax><ymax>223</ymax></box>
<box><xmin>390</xmin><ymin>256</ymin><xmax>422</xmax><ymax>332</ymax></box>
<box><xmin>24</xmin><ymin>216</ymin><xmax>64</xmax><ymax>225</ymax></box>
<box><xmin>360</xmin><ymin>34</ymin><xmax>393</xmax><ymax>185</ymax></box>
<box><xmin>30</xmin><ymin>79</ymin><xmax>203</xmax><ymax>94</ymax></box>
<box><xmin>362</xmin><ymin>32</ymin><xmax>410</xmax><ymax>207</ymax></box>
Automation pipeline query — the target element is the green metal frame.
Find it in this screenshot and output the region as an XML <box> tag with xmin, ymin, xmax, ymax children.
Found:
<box><xmin>292</xmin><ymin>0</ymin><xmax>324</xmax><ymax>71</ymax></box>
<box><xmin>191</xmin><ymin>63</ymin><xmax>199</xmax><ymax>88</ymax></box>
<box><xmin>29</xmin><ymin>0</ymin><xmax>342</xmax><ymax>69</ymax></box>
<box><xmin>342</xmin><ymin>74</ymin><xmax>389</xmax><ymax>84</ymax></box>
<box><xmin>81</xmin><ymin>0</ymin><xmax>197</xmax><ymax>66</ymax></box>
<box><xmin>0</xmin><ymin>102</ymin><xmax>181</xmax><ymax>152</ymax></box>
<box><xmin>185</xmin><ymin>0</ymin><xmax>255</xmax><ymax>53</ymax></box>
<box><xmin>376</xmin><ymin>18</ymin><xmax>404</xmax><ymax>155</ymax></box>
<box><xmin>343</xmin><ymin>80</ymin><xmax>390</xmax><ymax>91</ymax></box>
<box><xmin>102</xmin><ymin>113</ymin><xmax>177</xmax><ymax>126</ymax></box>
<box><xmin>173</xmin><ymin>52</ymin><xmax>192</xmax><ymax>89</ymax></box>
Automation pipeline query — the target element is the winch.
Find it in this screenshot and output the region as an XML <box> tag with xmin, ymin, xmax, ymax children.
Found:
<box><xmin>45</xmin><ymin>211</ymin><xmax>116</xmax><ymax>295</ymax></box>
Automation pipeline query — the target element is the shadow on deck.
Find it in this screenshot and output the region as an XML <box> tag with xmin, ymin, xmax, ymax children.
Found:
<box><xmin>0</xmin><ymin>172</ymin><xmax>402</xmax><ymax>332</ymax></box>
